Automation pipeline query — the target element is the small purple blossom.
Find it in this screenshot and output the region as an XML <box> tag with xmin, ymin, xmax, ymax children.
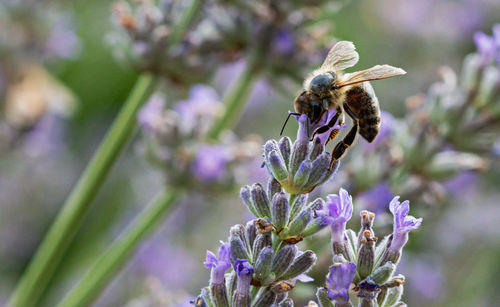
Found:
<box><xmin>175</xmin><ymin>84</ymin><xmax>222</xmax><ymax>122</ymax></box>
<box><xmin>204</xmin><ymin>241</ymin><xmax>231</xmax><ymax>285</ymax></box>
<box><xmin>192</xmin><ymin>144</ymin><xmax>230</xmax><ymax>182</ymax></box>
<box><xmin>323</xmin><ymin>188</ymin><xmax>353</xmax><ymax>244</ymax></box>
<box><xmin>273</xmin><ymin>29</ymin><xmax>295</xmax><ymax>56</ymax></box>
<box><xmin>388</xmin><ymin>197</ymin><xmax>422</xmax><ymax>253</ymax></box>
<box><xmin>326</xmin><ymin>262</ymin><xmax>356</xmax><ymax>302</ymax></box>
<box><xmin>138</xmin><ymin>94</ymin><xmax>165</xmax><ymax>135</ymax></box>
<box><xmin>233</xmin><ymin>259</ymin><xmax>254</xmax><ymax>296</ymax></box>
<box><xmin>474</xmin><ymin>24</ymin><xmax>500</xmax><ymax>66</ymax></box>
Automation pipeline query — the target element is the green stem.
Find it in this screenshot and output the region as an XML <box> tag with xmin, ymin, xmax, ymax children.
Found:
<box><xmin>56</xmin><ymin>190</ymin><xmax>180</xmax><ymax>307</ymax></box>
<box><xmin>208</xmin><ymin>60</ymin><xmax>261</xmax><ymax>140</ymax></box>
<box><xmin>7</xmin><ymin>74</ymin><xmax>156</xmax><ymax>307</ymax></box>
<box><xmin>168</xmin><ymin>0</ymin><xmax>204</xmax><ymax>45</ymax></box>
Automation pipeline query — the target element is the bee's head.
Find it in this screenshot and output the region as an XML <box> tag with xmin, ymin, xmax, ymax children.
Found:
<box><xmin>309</xmin><ymin>71</ymin><xmax>337</xmax><ymax>95</ymax></box>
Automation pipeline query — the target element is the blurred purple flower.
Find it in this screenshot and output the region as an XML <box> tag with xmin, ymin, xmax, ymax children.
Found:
<box><xmin>357</xmin><ymin>182</ymin><xmax>394</xmax><ymax>214</ymax></box>
<box><xmin>388</xmin><ymin>197</ymin><xmax>422</xmax><ymax>253</ymax></box>
<box><xmin>23</xmin><ymin>114</ymin><xmax>65</xmax><ymax>157</ymax></box>
<box><xmin>362</xmin><ymin>111</ymin><xmax>396</xmax><ymax>151</ymax></box>
<box><xmin>204</xmin><ymin>241</ymin><xmax>231</xmax><ymax>285</ymax></box>
<box><xmin>138</xmin><ymin>94</ymin><xmax>165</xmax><ymax>135</ymax></box>
<box><xmin>326</xmin><ymin>262</ymin><xmax>356</xmax><ymax>302</ymax></box>
<box><xmin>45</xmin><ymin>17</ymin><xmax>81</xmax><ymax>60</ymax></box>
<box><xmin>273</xmin><ymin>29</ymin><xmax>294</xmax><ymax>56</ymax></box>
<box><xmin>192</xmin><ymin>144</ymin><xmax>230</xmax><ymax>182</ymax></box>
<box><xmin>474</xmin><ymin>31</ymin><xmax>498</xmax><ymax>65</ymax></box>
<box><xmin>443</xmin><ymin>171</ymin><xmax>478</xmax><ymax>198</ymax></box>
<box><xmin>135</xmin><ymin>240</ymin><xmax>196</xmax><ymax>288</ymax></box>
<box><xmin>175</xmin><ymin>84</ymin><xmax>221</xmax><ymax>122</ymax></box>
<box><xmin>322</xmin><ymin>188</ymin><xmax>353</xmax><ymax>244</ymax></box>
<box><xmin>398</xmin><ymin>256</ymin><xmax>444</xmax><ymax>300</ymax></box>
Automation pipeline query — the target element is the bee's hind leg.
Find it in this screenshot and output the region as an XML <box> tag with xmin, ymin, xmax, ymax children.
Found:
<box><xmin>329</xmin><ymin>105</ymin><xmax>358</xmax><ymax>169</ymax></box>
<box><xmin>310</xmin><ymin>106</ymin><xmax>343</xmax><ymax>141</ymax></box>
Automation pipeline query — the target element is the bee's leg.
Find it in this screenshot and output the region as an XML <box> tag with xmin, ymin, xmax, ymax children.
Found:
<box><xmin>310</xmin><ymin>106</ymin><xmax>343</xmax><ymax>141</ymax></box>
<box><xmin>330</xmin><ymin>105</ymin><xmax>358</xmax><ymax>169</ymax></box>
<box><xmin>325</xmin><ymin>128</ymin><xmax>341</xmax><ymax>146</ymax></box>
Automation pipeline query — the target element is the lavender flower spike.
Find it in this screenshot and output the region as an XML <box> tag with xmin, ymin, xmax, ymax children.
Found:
<box><xmin>204</xmin><ymin>241</ymin><xmax>231</xmax><ymax>285</ymax></box>
<box><xmin>323</xmin><ymin>189</ymin><xmax>353</xmax><ymax>257</ymax></box>
<box><xmin>233</xmin><ymin>259</ymin><xmax>255</xmax><ymax>307</ymax></box>
<box><xmin>326</xmin><ymin>262</ymin><xmax>357</xmax><ymax>305</ymax></box>
<box><xmin>384</xmin><ymin>197</ymin><xmax>422</xmax><ymax>263</ymax></box>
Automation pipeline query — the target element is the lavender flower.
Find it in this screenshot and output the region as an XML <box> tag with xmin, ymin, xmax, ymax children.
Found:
<box><xmin>232</xmin><ymin>259</ymin><xmax>254</xmax><ymax>307</ymax></box>
<box><xmin>192</xmin><ymin>145</ymin><xmax>230</xmax><ymax>182</ymax></box>
<box><xmin>323</xmin><ymin>189</ymin><xmax>353</xmax><ymax>247</ymax></box>
<box><xmin>325</xmin><ymin>262</ymin><xmax>357</xmax><ymax>304</ymax></box>
<box><xmin>474</xmin><ymin>30</ymin><xmax>498</xmax><ymax>65</ymax></box>
<box><xmin>204</xmin><ymin>241</ymin><xmax>231</xmax><ymax>285</ymax></box>
<box><xmin>384</xmin><ymin>197</ymin><xmax>422</xmax><ymax>263</ymax></box>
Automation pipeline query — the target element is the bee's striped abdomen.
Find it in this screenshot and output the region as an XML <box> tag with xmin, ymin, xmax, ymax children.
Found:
<box><xmin>343</xmin><ymin>82</ymin><xmax>380</xmax><ymax>143</ymax></box>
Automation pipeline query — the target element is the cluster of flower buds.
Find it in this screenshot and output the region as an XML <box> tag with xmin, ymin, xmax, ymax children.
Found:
<box><xmin>138</xmin><ymin>85</ymin><xmax>262</xmax><ymax>190</ymax></box>
<box><xmin>107</xmin><ymin>0</ymin><xmax>352</xmax><ymax>86</ymax></box>
<box><xmin>315</xmin><ymin>190</ymin><xmax>422</xmax><ymax>307</ymax></box>
<box><xmin>264</xmin><ymin>111</ymin><xmax>341</xmax><ymax>195</ymax></box>
<box><xmin>198</xmin><ymin>220</ymin><xmax>318</xmax><ymax>307</ymax></box>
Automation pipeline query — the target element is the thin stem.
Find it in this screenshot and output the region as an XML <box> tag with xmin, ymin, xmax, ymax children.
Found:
<box><xmin>56</xmin><ymin>190</ymin><xmax>180</xmax><ymax>307</ymax></box>
<box><xmin>208</xmin><ymin>60</ymin><xmax>261</xmax><ymax>140</ymax></box>
<box><xmin>168</xmin><ymin>0</ymin><xmax>204</xmax><ymax>46</ymax></box>
<box><xmin>7</xmin><ymin>74</ymin><xmax>156</xmax><ymax>307</ymax></box>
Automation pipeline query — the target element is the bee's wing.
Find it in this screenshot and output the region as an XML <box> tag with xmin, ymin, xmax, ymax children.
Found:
<box><xmin>337</xmin><ymin>65</ymin><xmax>406</xmax><ymax>88</ymax></box>
<box><xmin>320</xmin><ymin>41</ymin><xmax>359</xmax><ymax>71</ymax></box>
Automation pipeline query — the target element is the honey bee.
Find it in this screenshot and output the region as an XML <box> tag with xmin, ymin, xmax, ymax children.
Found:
<box><xmin>282</xmin><ymin>41</ymin><xmax>406</xmax><ymax>167</ymax></box>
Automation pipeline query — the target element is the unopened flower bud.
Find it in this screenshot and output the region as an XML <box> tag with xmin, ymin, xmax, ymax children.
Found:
<box><xmin>290</xmin><ymin>141</ymin><xmax>309</xmax><ymax>176</ymax></box>
<box><xmin>252</xmin><ymin>287</ymin><xmax>276</xmax><ymax>307</ymax></box>
<box><xmin>357</xmin><ymin>230</ymin><xmax>376</xmax><ymax>280</ymax></box>
<box><xmin>210</xmin><ymin>282</ymin><xmax>229</xmax><ymax>307</ymax></box>
<box><xmin>293</xmin><ymin>160</ymin><xmax>312</xmax><ymax>187</ymax></box>
<box><xmin>272</xmin><ymin>192</ymin><xmax>290</xmax><ymax>231</ymax></box>
<box><xmin>268</xmin><ymin>150</ymin><xmax>289</xmax><ymax>182</ymax></box>
<box><xmin>284</xmin><ymin>209</ymin><xmax>312</xmax><ymax>238</ymax></box>
<box><xmin>233</xmin><ymin>259</ymin><xmax>254</xmax><ymax>307</ymax></box>
<box><xmin>246</xmin><ymin>220</ymin><xmax>257</xmax><ymax>248</ymax></box>
<box><xmin>289</xmin><ymin>194</ymin><xmax>308</xmax><ymax>220</ymax></box>
<box><xmin>278</xmin><ymin>136</ymin><xmax>292</xmax><ymax>166</ymax></box>
<box><xmin>381</xmin><ymin>283</ymin><xmax>404</xmax><ymax>307</ymax></box>
<box><xmin>230</xmin><ymin>224</ymin><xmax>248</xmax><ymax>247</ymax></box>
<box><xmin>280</xmin><ymin>250</ymin><xmax>316</xmax><ymax>280</ymax></box>
<box><xmin>267</xmin><ymin>177</ymin><xmax>282</xmax><ymax>200</ymax></box>
<box><xmin>251</xmin><ymin>183</ymin><xmax>272</xmax><ymax>218</ymax></box>
<box><xmin>301</xmin><ymin>214</ymin><xmax>329</xmax><ymax>237</ymax></box>
<box><xmin>252</xmin><ymin>232</ymin><xmax>272</xmax><ymax>261</ymax></box>
<box><xmin>316</xmin><ymin>288</ymin><xmax>334</xmax><ymax>307</ymax></box>
<box><xmin>271</xmin><ymin>245</ymin><xmax>297</xmax><ymax>277</ymax></box>
<box><xmin>357</xmin><ymin>277</ymin><xmax>380</xmax><ymax>300</ymax></box>
<box><xmin>240</xmin><ymin>186</ymin><xmax>258</xmax><ymax>216</ymax></box>
<box><xmin>371</xmin><ymin>262</ymin><xmax>396</xmax><ymax>285</ymax></box>
<box><xmin>226</xmin><ymin>271</ymin><xmax>237</xmax><ymax>301</ymax></box>
<box><xmin>230</xmin><ymin>234</ymin><xmax>250</xmax><ymax>263</ymax></box>
<box><xmin>254</xmin><ymin>247</ymin><xmax>274</xmax><ymax>284</ymax></box>
<box><xmin>309</xmin><ymin>136</ymin><xmax>324</xmax><ymax>160</ymax></box>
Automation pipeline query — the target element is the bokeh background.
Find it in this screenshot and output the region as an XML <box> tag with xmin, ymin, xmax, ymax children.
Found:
<box><xmin>1</xmin><ymin>0</ymin><xmax>500</xmax><ymax>306</ymax></box>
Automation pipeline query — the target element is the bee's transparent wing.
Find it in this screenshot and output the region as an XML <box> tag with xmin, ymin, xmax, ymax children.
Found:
<box><xmin>320</xmin><ymin>41</ymin><xmax>359</xmax><ymax>71</ymax></box>
<box><xmin>337</xmin><ymin>65</ymin><xmax>406</xmax><ymax>88</ymax></box>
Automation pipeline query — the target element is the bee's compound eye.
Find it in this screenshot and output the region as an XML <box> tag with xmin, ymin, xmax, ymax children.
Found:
<box><xmin>310</xmin><ymin>74</ymin><xmax>333</xmax><ymax>93</ymax></box>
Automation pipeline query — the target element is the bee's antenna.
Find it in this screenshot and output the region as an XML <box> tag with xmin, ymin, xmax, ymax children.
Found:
<box><xmin>280</xmin><ymin>112</ymin><xmax>300</xmax><ymax>136</ymax></box>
